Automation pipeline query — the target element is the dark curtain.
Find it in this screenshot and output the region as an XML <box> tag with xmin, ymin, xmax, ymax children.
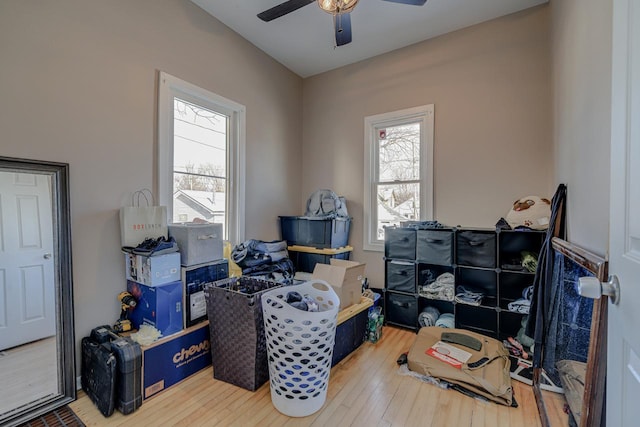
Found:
<box><xmin>525</xmin><ymin>183</ymin><xmax>567</xmax><ymax>368</ymax></box>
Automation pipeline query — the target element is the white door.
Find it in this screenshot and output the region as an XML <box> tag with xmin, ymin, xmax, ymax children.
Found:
<box><xmin>607</xmin><ymin>0</ymin><xmax>640</xmax><ymax>425</ymax></box>
<box><xmin>0</xmin><ymin>171</ymin><xmax>56</xmax><ymax>351</ymax></box>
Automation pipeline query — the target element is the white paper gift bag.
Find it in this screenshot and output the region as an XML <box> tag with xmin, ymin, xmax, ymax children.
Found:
<box><xmin>119</xmin><ymin>189</ymin><xmax>168</xmax><ymax>247</ymax></box>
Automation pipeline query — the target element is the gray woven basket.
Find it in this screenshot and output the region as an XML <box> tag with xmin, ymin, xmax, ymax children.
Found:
<box><xmin>204</xmin><ymin>277</ymin><xmax>282</xmax><ymax>391</ymax></box>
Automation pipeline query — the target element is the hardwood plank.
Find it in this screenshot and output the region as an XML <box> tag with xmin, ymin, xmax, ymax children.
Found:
<box><xmin>70</xmin><ymin>326</ymin><xmax>560</xmax><ymax>426</ymax></box>
<box><xmin>0</xmin><ymin>337</ymin><xmax>58</xmax><ymax>415</ymax></box>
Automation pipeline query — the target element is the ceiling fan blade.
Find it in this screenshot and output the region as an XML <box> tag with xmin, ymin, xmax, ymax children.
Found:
<box><xmin>334</xmin><ymin>13</ymin><xmax>352</xmax><ymax>46</ymax></box>
<box><xmin>257</xmin><ymin>0</ymin><xmax>315</xmax><ymax>22</ymax></box>
<box><xmin>382</xmin><ymin>0</ymin><xmax>428</xmax><ymax>5</ymax></box>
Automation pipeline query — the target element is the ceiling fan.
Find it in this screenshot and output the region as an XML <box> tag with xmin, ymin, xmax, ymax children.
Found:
<box><xmin>257</xmin><ymin>0</ymin><xmax>428</xmax><ymax>47</ymax></box>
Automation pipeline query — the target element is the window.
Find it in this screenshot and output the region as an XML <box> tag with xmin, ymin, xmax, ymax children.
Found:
<box><xmin>363</xmin><ymin>105</ymin><xmax>434</xmax><ymax>251</ymax></box>
<box><xmin>158</xmin><ymin>71</ymin><xmax>245</xmax><ymax>243</ymax></box>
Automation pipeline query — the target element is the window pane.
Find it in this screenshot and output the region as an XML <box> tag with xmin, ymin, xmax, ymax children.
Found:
<box><xmin>173</xmin><ymin>98</ymin><xmax>227</xmax><ymax>176</ymax></box>
<box><xmin>377</xmin><ymin>123</ymin><xmax>420</xmax><ymax>182</ymax></box>
<box><xmin>376</xmin><ymin>182</ymin><xmax>420</xmax><ymax>239</ymax></box>
<box><xmin>173</xmin><ymin>97</ymin><xmax>227</xmax><ymax>230</ymax></box>
<box><xmin>172</xmin><ymin>172</ymin><xmax>226</xmax><ymax>229</ymax></box>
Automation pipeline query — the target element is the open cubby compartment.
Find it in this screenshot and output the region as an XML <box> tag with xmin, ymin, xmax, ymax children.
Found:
<box><xmin>417</xmin><ymin>263</ymin><xmax>454</xmax><ymax>302</ymax></box>
<box><xmin>498</xmin><ymin>310</ymin><xmax>527</xmax><ymax>341</ymax></box>
<box><xmin>498</xmin><ymin>229</ymin><xmax>545</xmax><ymax>271</ymax></box>
<box><xmin>455</xmin><ymin>266</ymin><xmax>498</xmax><ymax>308</ymax></box>
<box><xmin>455</xmin><ymin>305</ymin><xmax>498</xmax><ymax>338</ymax></box>
<box><xmin>384</xmin><ymin>227</ymin><xmax>416</xmax><ymax>260</ymax></box>
<box><xmin>416</xmin><ymin>228</ymin><xmax>454</xmax><ymax>266</ymax></box>
<box><xmin>498</xmin><ymin>271</ymin><xmax>535</xmax><ymax>311</ymax></box>
<box><xmin>417</xmin><ymin>264</ymin><xmax>454</xmax><ymax>286</ymax></box>
<box><xmin>385</xmin><ymin>260</ymin><xmax>416</xmax><ymax>293</ymax></box>
<box><xmin>418</xmin><ymin>297</ymin><xmax>454</xmax><ymax>315</ymax></box>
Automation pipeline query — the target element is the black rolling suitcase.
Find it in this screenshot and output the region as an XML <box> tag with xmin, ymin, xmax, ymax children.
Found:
<box><xmin>109</xmin><ymin>336</ymin><xmax>142</xmax><ymax>414</ymax></box>
<box><xmin>90</xmin><ymin>325</ymin><xmax>143</xmax><ymax>415</ymax></box>
<box><xmin>81</xmin><ymin>337</ymin><xmax>117</xmax><ymax>417</ymax></box>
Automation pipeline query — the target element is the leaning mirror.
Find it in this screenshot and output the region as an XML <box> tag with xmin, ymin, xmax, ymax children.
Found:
<box><xmin>0</xmin><ymin>156</ymin><xmax>75</xmax><ymax>426</ymax></box>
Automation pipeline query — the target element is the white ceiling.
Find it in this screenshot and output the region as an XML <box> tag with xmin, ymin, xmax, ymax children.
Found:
<box><xmin>191</xmin><ymin>0</ymin><xmax>548</xmax><ymax>78</ymax></box>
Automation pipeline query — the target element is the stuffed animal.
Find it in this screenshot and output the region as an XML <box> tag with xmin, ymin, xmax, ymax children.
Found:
<box><xmin>505</xmin><ymin>196</ymin><xmax>551</xmax><ymax>230</ymax></box>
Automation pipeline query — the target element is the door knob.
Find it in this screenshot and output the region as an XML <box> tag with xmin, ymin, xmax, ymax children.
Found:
<box><xmin>43</xmin><ymin>253</ymin><xmax>52</xmax><ymax>260</ymax></box>
<box><xmin>578</xmin><ymin>275</ymin><xmax>620</xmax><ymax>305</ymax></box>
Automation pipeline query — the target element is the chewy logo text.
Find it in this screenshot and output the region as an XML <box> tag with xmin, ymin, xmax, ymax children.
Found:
<box><xmin>173</xmin><ymin>339</ymin><xmax>210</xmax><ymax>363</ymax></box>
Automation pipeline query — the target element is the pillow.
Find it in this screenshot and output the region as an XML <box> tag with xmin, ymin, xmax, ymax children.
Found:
<box><xmin>505</xmin><ymin>196</ymin><xmax>551</xmax><ymax>230</ymax></box>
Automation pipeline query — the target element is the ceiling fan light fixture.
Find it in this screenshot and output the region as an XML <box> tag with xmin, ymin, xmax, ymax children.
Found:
<box><xmin>317</xmin><ymin>0</ymin><xmax>359</xmax><ymax>15</ymax></box>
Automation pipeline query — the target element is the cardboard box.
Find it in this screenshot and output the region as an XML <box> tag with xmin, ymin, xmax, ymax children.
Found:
<box><xmin>312</xmin><ymin>259</ymin><xmax>365</xmax><ymax>309</ymax></box>
<box><xmin>142</xmin><ymin>321</ymin><xmax>211</xmax><ymax>400</ymax></box>
<box><xmin>127</xmin><ymin>280</ymin><xmax>183</xmax><ymax>337</ymax></box>
<box><xmin>168</xmin><ymin>223</ymin><xmax>223</xmax><ymax>266</ymax></box>
<box><xmin>125</xmin><ymin>252</ymin><xmax>180</xmax><ymax>286</ymax></box>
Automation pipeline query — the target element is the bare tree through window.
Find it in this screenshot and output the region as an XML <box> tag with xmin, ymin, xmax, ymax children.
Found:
<box><xmin>376</xmin><ymin>123</ymin><xmax>421</xmax><ymax>237</ymax></box>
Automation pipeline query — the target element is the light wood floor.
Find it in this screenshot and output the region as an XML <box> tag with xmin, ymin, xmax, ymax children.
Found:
<box><xmin>0</xmin><ymin>336</ymin><xmax>58</xmax><ymax>417</ymax></box>
<box><xmin>70</xmin><ymin>326</ymin><xmax>563</xmax><ymax>427</ymax></box>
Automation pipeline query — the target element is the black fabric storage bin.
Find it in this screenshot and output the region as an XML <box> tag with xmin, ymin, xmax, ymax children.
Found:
<box><xmin>416</xmin><ymin>229</ymin><xmax>454</xmax><ymax>265</ymax></box>
<box><xmin>204</xmin><ymin>277</ymin><xmax>282</xmax><ymax>391</ymax></box>
<box><xmin>279</xmin><ymin>216</ymin><xmax>351</xmax><ymax>248</ymax></box>
<box><xmin>456</xmin><ymin>230</ymin><xmax>496</xmax><ymax>268</ymax></box>
<box><xmin>384</xmin><ymin>227</ymin><xmax>416</xmax><ymax>260</ymax></box>
<box><xmin>385</xmin><ymin>260</ymin><xmax>416</xmax><ymax>293</ymax></box>
<box><xmin>385</xmin><ymin>292</ymin><xmax>418</xmax><ymax>328</ymax></box>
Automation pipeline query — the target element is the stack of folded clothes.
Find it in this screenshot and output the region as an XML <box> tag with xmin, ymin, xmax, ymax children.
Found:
<box><xmin>507</xmin><ymin>285</ymin><xmax>534</xmax><ymax>314</ymax></box>
<box><xmin>454</xmin><ymin>285</ymin><xmax>484</xmax><ymax>306</ymax></box>
<box><xmin>231</xmin><ymin>239</ymin><xmax>295</xmax><ymax>284</ymax></box>
<box><xmin>419</xmin><ymin>272</ymin><xmax>455</xmax><ymax>301</ymax></box>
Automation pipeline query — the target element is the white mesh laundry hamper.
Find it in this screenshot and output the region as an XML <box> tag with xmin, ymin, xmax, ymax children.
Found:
<box><xmin>261</xmin><ymin>280</ymin><xmax>340</xmax><ymax>417</ymax></box>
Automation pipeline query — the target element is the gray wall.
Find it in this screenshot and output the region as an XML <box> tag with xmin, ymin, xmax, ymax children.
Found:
<box><xmin>551</xmin><ymin>0</ymin><xmax>612</xmax><ymax>256</ymax></box>
<box><xmin>0</xmin><ymin>0</ymin><xmax>303</xmax><ymax>365</ymax></box>
<box><xmin>302</xmin><ymin>6</ymin><xmax>553</xmax><ymax>288</ymax></box>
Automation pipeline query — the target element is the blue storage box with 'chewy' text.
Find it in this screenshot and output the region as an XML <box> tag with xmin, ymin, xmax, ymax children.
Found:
<box><xmin>141</xmin><ymin>321</ymin><xmax>211</xmax><ymax>400</ymax></box>
<box><xmin>127</xmin><ymin>280</ymin><xmax>183</xmax><ymax>337</ymax></box>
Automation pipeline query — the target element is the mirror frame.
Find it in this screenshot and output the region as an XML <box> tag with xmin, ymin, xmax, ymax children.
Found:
<box><xmin>534</xmin><ymin>237</ymin><xmax>607</xmax><ymax>427</ymax></box>
<box><xmin>0</xmin><ymin>156</ymin><xmax>75</xmax><ymax>426</ymax></box>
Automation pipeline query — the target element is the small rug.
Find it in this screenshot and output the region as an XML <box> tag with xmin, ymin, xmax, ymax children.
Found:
<box><xmin>18</xmin><ymin>405</ymin><xmax>85</xmax><ymax>427</ymax></box>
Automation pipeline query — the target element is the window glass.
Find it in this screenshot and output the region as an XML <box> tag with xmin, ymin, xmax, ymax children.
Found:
<box><xmin>364</xmin><ymin>105</ymin><xmax>434</xmax><ymax>251</ymax></box>
<box><xmin>377</xmin><ymin>123</ymin><xmax>420</xmax><ymax>182</ymax></box>
<box><xmin>158</xmin><ymin>72</ymin><xmax>245</xmax><ymax>244</ymax></box>
<box><xmin>173</xmin><ymin>98</ymin><xmax>227</xmax><ymax>229</ymax></box>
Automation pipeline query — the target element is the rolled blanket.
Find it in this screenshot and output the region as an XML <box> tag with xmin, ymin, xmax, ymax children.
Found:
<box><xmin>418</xmin><ymin>306</ymin><xmax>441</xmax><ymax>327</ymax></box>
<box><xmin>435</xmin><ymin>313</ymin><xmax>455</xmax><ymax>328</ymax></box>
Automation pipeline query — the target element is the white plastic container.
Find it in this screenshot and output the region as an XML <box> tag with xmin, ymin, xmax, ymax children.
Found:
<box><xmin>261</xmin><ymin>280</ymin><xmax>340</xmax><ymax>417</ymax></box>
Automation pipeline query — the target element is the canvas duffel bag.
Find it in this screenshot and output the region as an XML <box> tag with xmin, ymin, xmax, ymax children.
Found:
<box><xmin>407</xmin><ymin>327</ymin><xmax>515</xmax><ymax>406</ymax></box>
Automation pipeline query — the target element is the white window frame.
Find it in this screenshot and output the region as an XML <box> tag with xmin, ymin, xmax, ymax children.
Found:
<box><xmin>157</xmin><ymin>71</ymin><xmax>246</xmax><ymax>244</ymax></box>
<box><xmin>363</xmin><ymin>104</ymin><xmax>434</xmax><ymax>251</ymax></box>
